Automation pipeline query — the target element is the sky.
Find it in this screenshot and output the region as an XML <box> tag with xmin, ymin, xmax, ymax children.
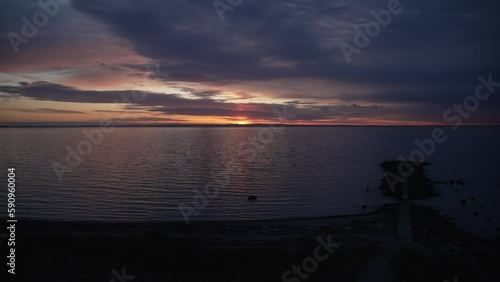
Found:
<box><xmin>0</xmin><ymin>0</ymin><xmax>499</xmax><ymax>125</ymax></box>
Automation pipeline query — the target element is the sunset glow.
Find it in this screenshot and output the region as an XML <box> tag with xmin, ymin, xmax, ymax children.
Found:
<box><xmin>1</xmin><ymin>1</ymin><xmax>499</xmax><ymax>126</ymax></box>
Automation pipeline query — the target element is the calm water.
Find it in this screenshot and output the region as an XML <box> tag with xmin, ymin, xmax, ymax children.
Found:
<box><xmin>0</xmin><ymin>127</ymin><xmax>499</xmax><ymax>236</ymax></box>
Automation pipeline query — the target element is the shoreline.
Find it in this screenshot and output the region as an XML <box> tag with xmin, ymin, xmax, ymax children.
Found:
<box><xmin>14</xmin><ymin>205</ymin><xmax>390</xmax><ymax>235</ymax></box>
<box><xmin>14</xmin><ymin>206</ymin><xmax>398</xmax><ymax>245</ymax></box>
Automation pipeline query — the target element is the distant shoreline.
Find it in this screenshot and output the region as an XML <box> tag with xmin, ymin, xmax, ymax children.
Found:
<box><xmin>1</xmin><ymin>124</ymin><xmax>500</xmax><ymax>128</ymax></box>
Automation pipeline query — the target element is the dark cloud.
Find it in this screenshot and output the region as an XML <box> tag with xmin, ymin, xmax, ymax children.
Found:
<box><xmin>0</xmin><ymin>81</ymin><xmax>298</xmax><ymax>119</ymax></box>
<box><xmin>2</xmin><ymin>80</ymin><xmax>499</xmax><ymax>123</ymax></box>
<box><xmin>109</xmin><ymin>116</ymin><xmax>186</xmax><ymax>123</ymax></box>
<box><xmin>10</xmin><ymin>108</ymin><xmax>88</xmax><ymax>114</ymax></box>
<box><xmin>70</xmin><ymin>0</ymin><xmax>500</xmax><ymax>94</ymax></box>
<box><xmin>0</xmin><ymin>81</ymin><xmax>402</xmax><ymax>122</ymax></box>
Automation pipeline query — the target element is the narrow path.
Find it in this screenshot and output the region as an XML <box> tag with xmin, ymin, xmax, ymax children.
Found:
<box><xmin>358</xmin><ymin>181</ymin><xmax>414</xmax><ymax>282</ymax></box>
<box><xmin>398</xmin><ymin>180</ymin><xmax>413</xmax><ymax>242</ymax></box>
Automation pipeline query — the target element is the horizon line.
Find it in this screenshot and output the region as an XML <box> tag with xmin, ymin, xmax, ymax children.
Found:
<box><xmin>1</xmin><ymin>124</ymin><xmax>500</xmax><ymax>128</ymax></box>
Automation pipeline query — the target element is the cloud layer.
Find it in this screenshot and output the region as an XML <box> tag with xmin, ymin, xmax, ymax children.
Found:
<box><xmin>1</xmin><ymin>0</ymin><xmax>500</xmax><ymax>124</ymax></box>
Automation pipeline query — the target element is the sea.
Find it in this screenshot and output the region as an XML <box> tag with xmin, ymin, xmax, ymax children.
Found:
<box><xmin>1</xmin><ymin>126</ymin><xmax>499</xmax><ymax>237</ymax></box>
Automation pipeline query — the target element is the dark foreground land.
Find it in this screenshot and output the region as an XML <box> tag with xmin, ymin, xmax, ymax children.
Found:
<box><xmin>3</xmin><ymin>203</ymin><xmax>499</xmax><ymax>282</ymax></box>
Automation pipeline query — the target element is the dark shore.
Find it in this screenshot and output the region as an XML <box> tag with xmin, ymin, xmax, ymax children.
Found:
<box><xmin>3</xmin><ymin>203</ymin><xmax>499</xmax><ymax>282</ymax></box>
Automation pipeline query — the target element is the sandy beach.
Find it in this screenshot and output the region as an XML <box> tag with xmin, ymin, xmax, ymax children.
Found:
<box><xmin>8</xmin><ymin>203</ymin><xmax>498</xmax><ymax>282</ymax></box>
